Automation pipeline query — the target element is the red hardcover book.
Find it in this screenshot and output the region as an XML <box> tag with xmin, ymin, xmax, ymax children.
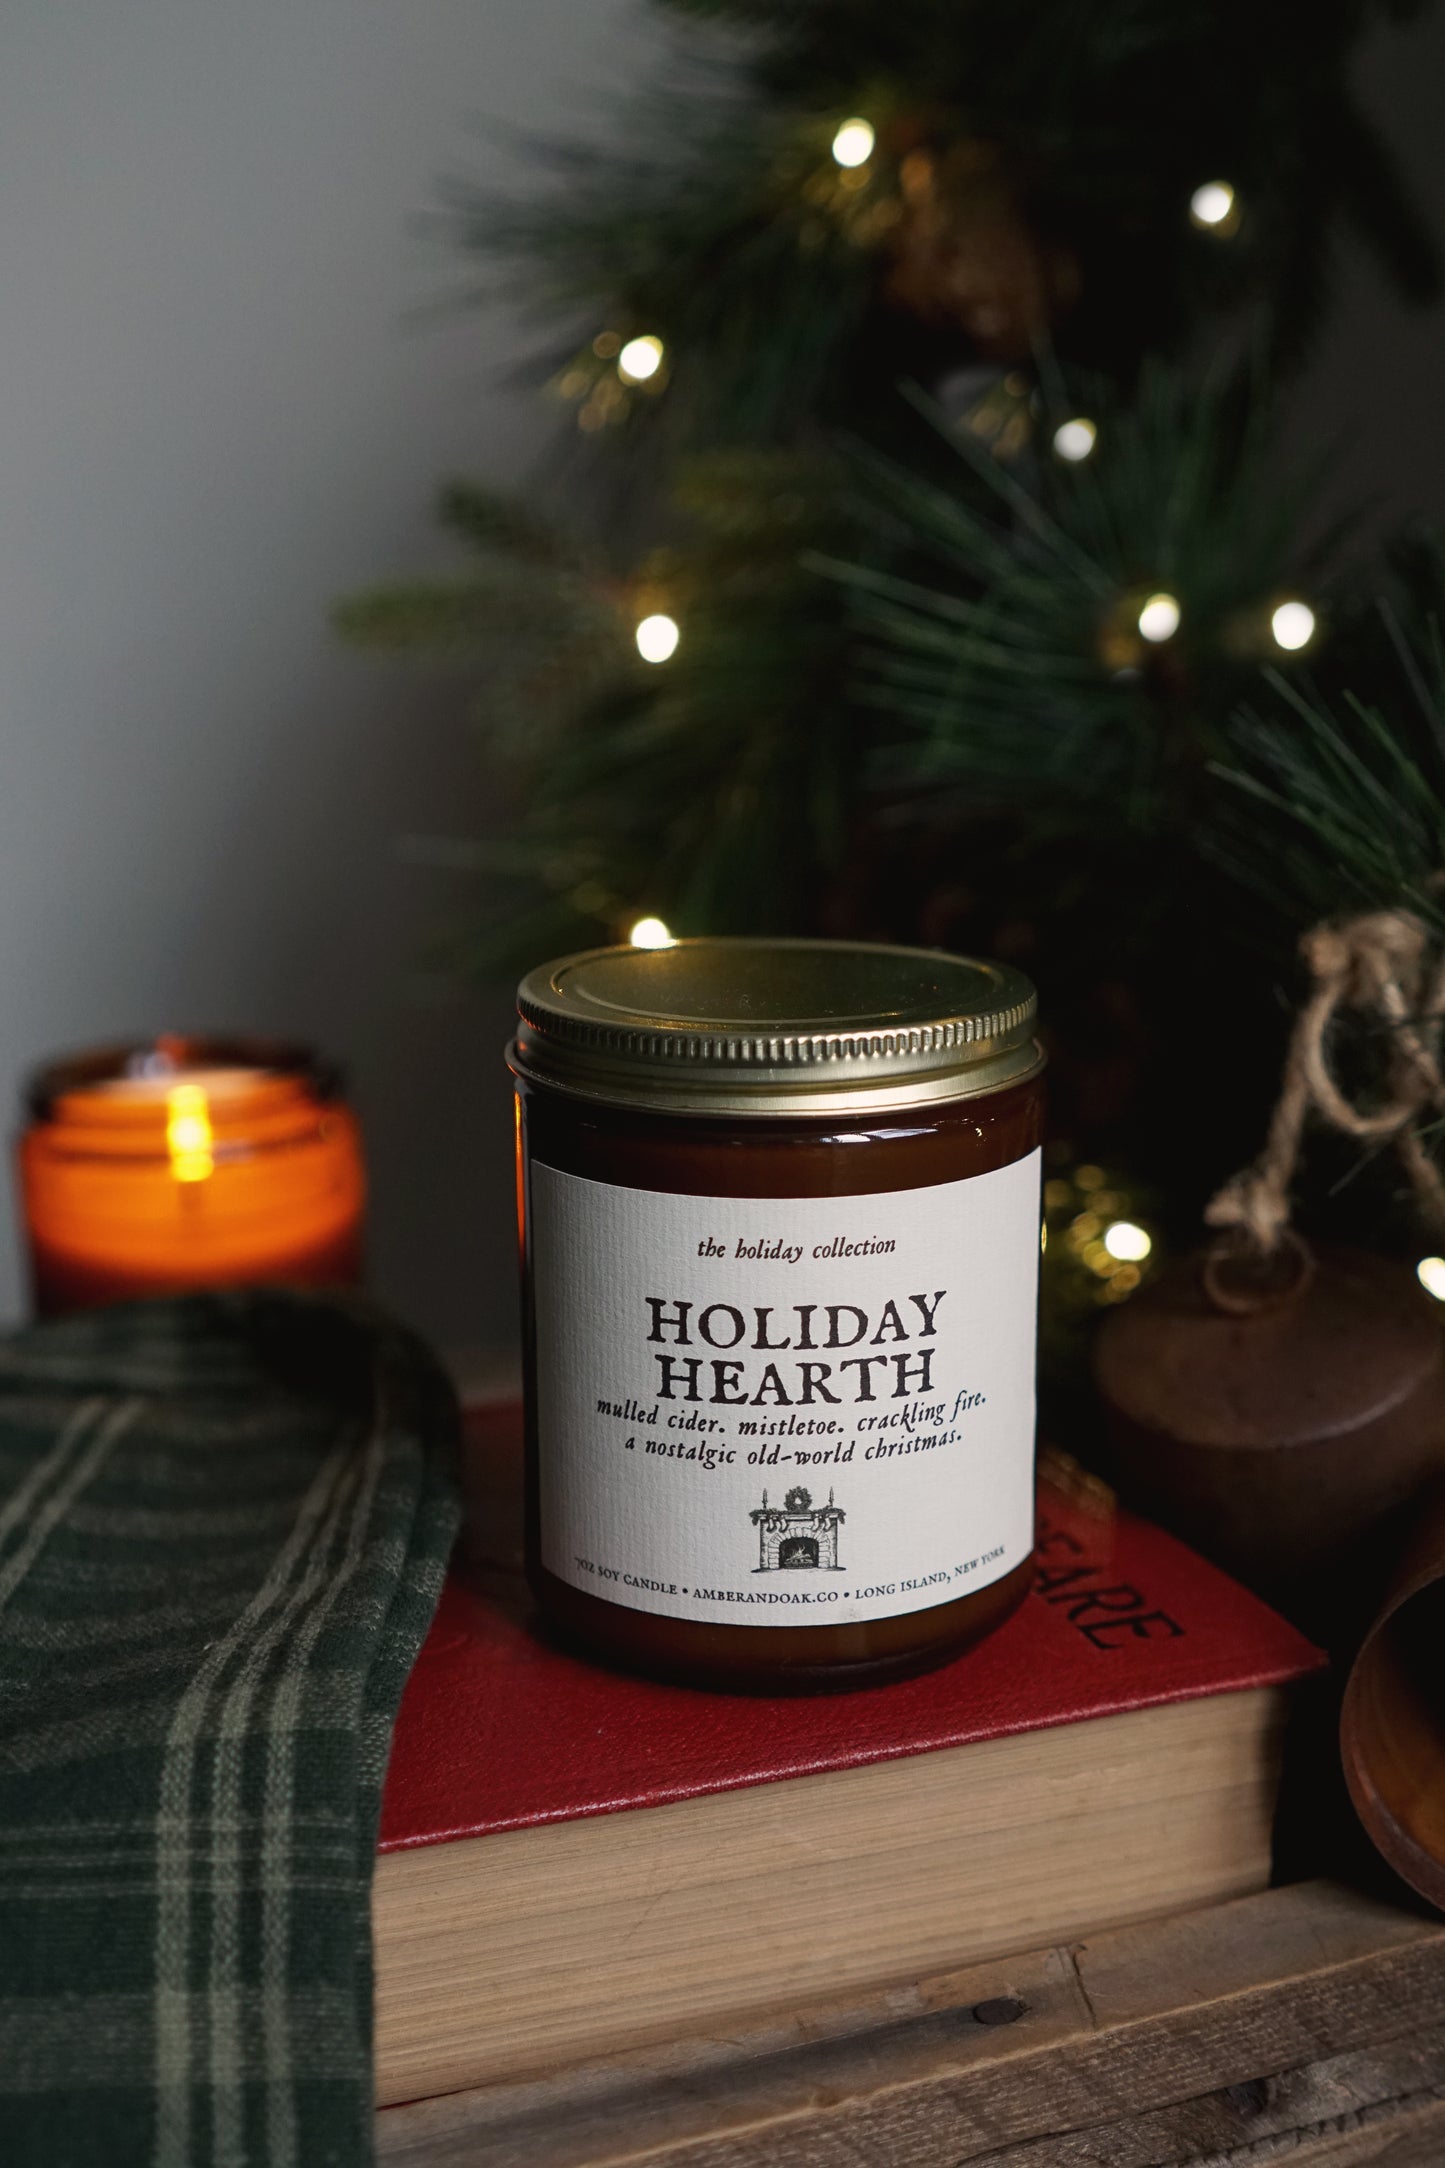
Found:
<box><xmin>374</xmin><ymin>1403</ymin><xmax>1323</xmax><ymax>2104</ymax></box>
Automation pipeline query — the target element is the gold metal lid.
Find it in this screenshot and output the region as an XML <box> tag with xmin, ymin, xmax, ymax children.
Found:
<box><xmin>510</xmin><ymin>938</ymin><xmax>1042</xmax><ymax>1116</ymax></box>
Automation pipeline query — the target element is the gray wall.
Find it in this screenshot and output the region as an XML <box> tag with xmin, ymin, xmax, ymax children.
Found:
<box><xmin>1288</xmin><ymin>12</ymin><xmax>1445</xmax><ymax>543</ymax></box>
<box><xmin>0</xmin><ymin>2</ymin><xmax>1440</xmax><ymax>1353</ymax></box>
<box><xmin>0</xmin><ymin>0</ymin><xmax>641</xmax><ymax>1351</ymax></box>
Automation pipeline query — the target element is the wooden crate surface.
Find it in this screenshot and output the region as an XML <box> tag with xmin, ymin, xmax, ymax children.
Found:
<box><xmin>378</xmin><ymin>1878</ymin><xmax>1445</xmax><ymax>2168</ymax></box>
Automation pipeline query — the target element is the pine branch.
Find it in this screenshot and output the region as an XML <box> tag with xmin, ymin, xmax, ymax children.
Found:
<box><xmin>337</xmin><ymin>0</ymin><xmax>1441</xmax><ymax>999</ymax></box>
<box><xmin>1210</xmin><ymin>534</ymin><xmax>1445</xmax><ymax>935</ymax></box>
<box><xmin>820</xmin><ymin>359</ymin><xmax>1330</xmax><ymax>842</ymax></box>
<box><xmin>435</xmin><ymin>481</ymin><xmax>584</xmax><ymax>569</ymax></box>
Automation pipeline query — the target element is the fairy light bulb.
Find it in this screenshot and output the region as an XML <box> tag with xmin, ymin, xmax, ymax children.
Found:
<box><xmin>1190</xmin><ymin>181</ymin><xmax>1237</xmax><ymax>230</ymax></box>
<box><xmin>1052</xmin><ymin>417</ymin><xmax>1097</xmax><ymax>463</ymax></box>
<box><xmin>1270</xmin><ymin>600</ymin><xmax>1317</xmax><ymax>652</ymax></box>
<box><xmin>629</xmin><ymin>916</ymin><xmax>675</xmax><ymax>949</ymax></box>
<box><xmin>617</xmin><ymin>335</ymin><xmax>665</xmax><ymax>384</ymax></box>
<box><xmin>1418</xmin><ymin>1257</ymin><xmax>1445</xmax><ymax>1301</ymax></box>
<box><xmin>1137</xmin><ymin>593</ymin><xmax>1181</xmax><ymax>643</ymax></box>
<box><xmin>831</xmin><ymin>118</ymin><xmax>875</xmax><ymax>168</ymax></box>
<box><xmin>635</xmin><ymin>613</ymin><xmax>680</xmax><ymax>664</ymax></box>
<box><xmin>1103</xmin><ymin>1221</ymin><xmax>1152</xmax><ymax>1263</ymax></box>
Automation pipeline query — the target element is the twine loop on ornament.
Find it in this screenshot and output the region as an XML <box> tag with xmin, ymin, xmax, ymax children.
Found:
<box><xmin>1204</xmin><ymin>903</ymin><xmax>1445</xmax><ymax>1296</ymax></box>
<box><xmin>1200</xmin><ymin>1226</ymin><xmax>1315</xmax><ymax>1316</ymax></box>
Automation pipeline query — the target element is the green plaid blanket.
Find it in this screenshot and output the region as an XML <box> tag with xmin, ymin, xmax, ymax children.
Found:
<box><xmin>0</xmin><ymin>1291</ymin><xmax>460</xmax><ymax>2168</ymax></box>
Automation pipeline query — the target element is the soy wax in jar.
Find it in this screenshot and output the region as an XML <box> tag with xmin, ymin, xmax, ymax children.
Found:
<box><xmin>510</xmin><ymin>938</ymin><xmax>1044</xmax><ymax>1692</ymax></box>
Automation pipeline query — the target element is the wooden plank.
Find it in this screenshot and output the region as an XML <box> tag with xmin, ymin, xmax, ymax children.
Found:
<box><xmin>964</xmin><ymin>2043</ymin><xmax>1445</xmax><ymax>2163</ymax></box>
<box><xmin>376</xmin><ymin>1881</ymin><xmax>1445</xmax><ymax>2168</ymax></box>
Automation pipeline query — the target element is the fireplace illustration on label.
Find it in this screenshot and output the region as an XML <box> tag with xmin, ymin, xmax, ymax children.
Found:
<box><xmin>750</xmin><ymin>1485</ymin><xmax>845</xmax><ymax>1571</ymax></box>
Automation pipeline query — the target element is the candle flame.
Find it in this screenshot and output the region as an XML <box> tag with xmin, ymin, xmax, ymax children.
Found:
<box><xmin>167</xmin><ymin>1083</ymin><xmax>214</xmax><ymax>1183</ymax></box>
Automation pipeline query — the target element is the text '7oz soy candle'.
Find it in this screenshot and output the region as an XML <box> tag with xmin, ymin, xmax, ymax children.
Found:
<box><xmin>510</xmin><ymin>938</ymin><xmax>1044</xmax><ymax>1692</ymax></box>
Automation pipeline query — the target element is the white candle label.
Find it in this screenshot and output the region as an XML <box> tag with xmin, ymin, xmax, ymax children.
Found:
<box><xmin>532</xmin><ymin>1151</ymin><xmax>1041</xmax><ymax>1626</ymax></box>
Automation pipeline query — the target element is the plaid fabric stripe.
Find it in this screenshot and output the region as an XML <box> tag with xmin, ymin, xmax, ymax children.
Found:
<box><xmin>0</xmin><ymin>1292</ymin><xmax>459</xmax><ymax>2168</ymax></box>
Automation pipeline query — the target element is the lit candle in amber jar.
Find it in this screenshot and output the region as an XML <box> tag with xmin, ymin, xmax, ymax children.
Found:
<box><xmin>18</xmin><ymin>1035</ymin><xmax>366</xmax><ymax>1316</ymax></box>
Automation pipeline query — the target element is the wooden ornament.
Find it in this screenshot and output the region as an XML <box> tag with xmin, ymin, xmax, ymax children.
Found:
<box><xmin>1095</xmin><ymin>907</ymin><xmax>1445</xmax><ymax>1633</ymax></box>
<box><xmin>1342</xmin><ymin>1475</ymin><xmax>1445</xmax><ymax>1910</ymax></box>
<box><xmin>1094</xmin><ymin>1238</ymin><xmax>1445</xmax><ymax>1633</ymax></box>
<box><xmin>881</xmin><ymin>146</ymin><xmax>1079</xmax><ymax>360</ymax></box>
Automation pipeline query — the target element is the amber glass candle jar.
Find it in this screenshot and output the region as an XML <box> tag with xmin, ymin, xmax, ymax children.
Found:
<box><xmin>511</xmin><ymin>939</ymin><xmax>1044</xmax><ymax>1692</ymax></box>
<box><xmin>19</xmin><ymin>1035</ymin><xmax>366</xmax><ymax>1316</ymax></box>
